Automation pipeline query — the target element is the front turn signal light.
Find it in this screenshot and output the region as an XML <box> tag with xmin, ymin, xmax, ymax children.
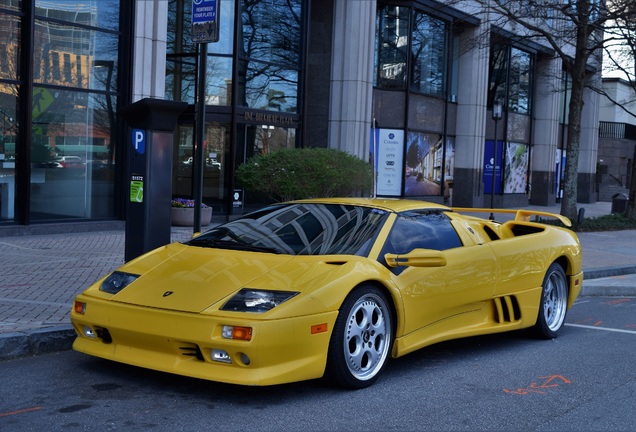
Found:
<box><xmin>74</xmin><ymin>301</ymin><xmax>86</xmax><ymax>315</ymax></box>
<box><xmin>222</xmin><ymin>325</ymin><xmax>252</xmax><ymax>341</ymax></box>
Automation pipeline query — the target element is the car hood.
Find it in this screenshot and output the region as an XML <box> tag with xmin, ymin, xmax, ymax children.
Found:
<box><xmin>109</xmin><ymin>243</ymin><xmax>338</xmax><ymax>313</ymax></box>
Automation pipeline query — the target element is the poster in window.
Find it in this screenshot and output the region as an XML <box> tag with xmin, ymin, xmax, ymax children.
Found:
<box><xmin>373</xmin><ymin>129</ymin><xmax>404</xmax><ymax>197</ymax></box>
<box><xmin>503</xmin><ymin>142</ymin><xmax>528</xmax><ymax>193</ymax></box>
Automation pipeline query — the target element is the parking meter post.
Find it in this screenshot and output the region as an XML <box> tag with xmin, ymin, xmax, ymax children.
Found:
<box><xmin>119</xmin><ymin>98</ymin><xmax>188</xmax><ymax>262</ymax></box>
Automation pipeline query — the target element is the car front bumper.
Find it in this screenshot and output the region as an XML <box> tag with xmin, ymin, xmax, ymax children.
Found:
<box><xmin>71</xmin><ymin>294</ymin><xmax>338</xmax><ymax>386</ymax></box>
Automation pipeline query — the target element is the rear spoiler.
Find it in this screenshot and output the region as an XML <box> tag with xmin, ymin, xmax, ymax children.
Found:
<box><xmin>452</xmin><ymin>207</ymin><xmax>572</xmax><ymax>228</ymax></box>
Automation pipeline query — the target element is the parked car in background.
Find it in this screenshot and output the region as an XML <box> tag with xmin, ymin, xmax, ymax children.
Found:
<box><xmin>56</xmin><ymin>156</ymin><xmax>84</xmax><ymax>168</ymax></box>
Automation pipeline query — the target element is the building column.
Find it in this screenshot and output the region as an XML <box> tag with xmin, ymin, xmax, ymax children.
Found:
<box><xmin>453</xmin><ymin>26</ymin><xmax>489</xmax><ymax>207</ymax></box>
<box><xmin>530</xmin><ymin>56</ymin><xmax>562</xmax><ymax>206</ymax></box>
<box><xmin>578</xmin><ymin>76</ymin><xmax>601</xmax><ymax>203</ymax></box>
<box><xmin>132</xmin><ymin>1</ymin><xmax>168</xmax><ymax>101</ymax></box>
<box><xmin>328</xmin><ymin>0</ymin><xmax>376</xmax><ymax>160</ymax></box>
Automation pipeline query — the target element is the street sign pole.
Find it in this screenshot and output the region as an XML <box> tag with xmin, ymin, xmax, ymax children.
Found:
<box><xmin>191</xmin><ymin>0</ymin><xmax>219</xmax><ymax>233</ymax></box>
<box><xmin>193</xmin><ymin>44</ymin><xmax>207</xmax><ymax>233</ymax></box>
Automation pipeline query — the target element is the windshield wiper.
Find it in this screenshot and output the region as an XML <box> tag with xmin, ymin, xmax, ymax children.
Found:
<box><xmin>187</xmin><ymin>238</ymin><xmax>280</xmax><ymax>254</ymax></box>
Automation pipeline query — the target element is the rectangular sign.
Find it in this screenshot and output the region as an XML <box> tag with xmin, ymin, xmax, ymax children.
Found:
<box><xmin>374</xmin><ymin>129</ymin><xmax>404</xmax><ymax>197</ymax></box>
<box><xmin>130</xmin><ymin>175</ymin><xmax>144</xmax><ymax>203</ymax></box>
<box><xmin>192</xmin><ymin>0</ymin><xmax>219</xmax><ymax>43</ymax></box>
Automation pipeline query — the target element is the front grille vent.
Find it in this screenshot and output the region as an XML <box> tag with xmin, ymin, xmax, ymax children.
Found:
<box><xmin>95</xmin><ymin>327</ymin><xmax>112</xmax><ymax>344</ymax></box>
<box><xmin>179</xmin><ymin>344</ymin><xmax>204</xmax><ymax>361</ymax></box>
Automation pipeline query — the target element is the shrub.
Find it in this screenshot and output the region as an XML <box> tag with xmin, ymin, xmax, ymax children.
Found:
<box><xmin>236</xmin><ymin>147</ymin><xmax>373</xmax><ymax>201</ymax></box>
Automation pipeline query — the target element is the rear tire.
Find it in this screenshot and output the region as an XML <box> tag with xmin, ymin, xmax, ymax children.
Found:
<box><xmin>534</xmin><ymin>263</ymin><xmax>569</xmax><ymax>339</ymax></box>
<box><xmin>326</xmin><ymin>285</ymin><xmax>393</xmax><ymax>389</ymax></box>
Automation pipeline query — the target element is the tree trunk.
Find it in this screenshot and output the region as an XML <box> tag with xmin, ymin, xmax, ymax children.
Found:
<box><xmin>560</xmin><ymin>75</ymin><xmax>585</xmax><ymax>221</ymax></box>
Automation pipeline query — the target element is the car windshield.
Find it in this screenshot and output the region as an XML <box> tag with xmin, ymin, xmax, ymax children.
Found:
<box><xmin>187</xmin><ymin>203</ymin><xmax>389</xmax><ymax>256</ymax></box>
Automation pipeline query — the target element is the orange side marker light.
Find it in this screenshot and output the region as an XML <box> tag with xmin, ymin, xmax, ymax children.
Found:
<box><xmin>311</xmin><ymin>323</ymin><xmax>328</xmax><ymax>334</ymax></box>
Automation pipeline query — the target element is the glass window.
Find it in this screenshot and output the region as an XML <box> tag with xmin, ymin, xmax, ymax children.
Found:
<box><xmin>410</xmin><ymin>12</ymin><xmax>447</xmax><ymax>96</ymax></box>
<box><xmin>560</xmin><ymin>70</ymin><xmax>571</xmax><ymax>125</ymax></box>
<box><xmin>165</xmin><ymin>56</ymin><xmax>197</xmax><ymax>103</ymax></box>
<box><xmin>238</xmin><ymin>0</ymin><xmax>302</xmax><ymax>113</ymax></box>
<box><xmin>509</xmin><ymin>48</ymin><xmax>531</xmax><ymax>114</ymax></box>
<box><xmin>488</xmin><ymin>44</ymin><xmax>534</xmax><ymax>114</ymax></box>
<box><xmin>0</xmin><ymin>12</ymin><xmax>20</xmax><ymax>80</ymax></box>
<box><xmin>240</xmin><ymin>0</ymin><xmax>301</xmax><ymax>67</ymax></box>
<box><xmin>166</xmin><ymin>0</ymin><xmax>235</xmax><ymax>105</ymax></box>
<box><xmin>237</xmin><ymin>60</ymin><xmax>298</xmax><ymax>112</ymax></box>
<box><xmin>205</xmin><ymin>55</ymin><xmax>233</xmax><ymax>106</ymax></box>
<box><xmin>0</xmin><ymin>84</ymin><xmax>18</xmax><ymax>221</ymax></box>
<box><xmin>384</xmin><ymin>211</ymin><xmax>462</xmax><ymax>255</ymax></box>
<box><xmin>404</xmin><ymin>131</ymin><xmax>444</xmax><ymax>197</ymax></box>
<box><xmin>174</xmin><ymin>123</ymin><xmax>229</xmax><ymax>213</ymax></box>
<box><xmin>35</xmin><ymin>0</ymin><xmax>120</xmax><ymax>31</ymax></box>
<box><xmin>30</xmin><ymin>87</ymin><xmax>116</xmax><ymax>220</ymax></box>
<box><xmin>503</xmin><ymin>142</ymin><xmax>528</xmax><ymax>193</ymax></box>
<box><xmin>488</xmin><ymin>44</ymin><xmax>508</xmax><ymax>107</ymax></box>
<box><xmin>167</xmin><ymin>0</ymin><xmax>196</xmax><ymax>55</ymax></box>
<box><xmin>33</xmin><ymin>19</ymin><xmax>119</xmax><ymax>90</ymax></box>
<box><xmin>189</xmin><ymin>203</ymin><xmax>389</xmax><ymax>256</ymax></box>
<box><xmin>0</xmin><ymin>1</ymin><xmax>21</xmax><ymax>12</ymax></box>
<box><xmin>375</xmin><ymin>5</ymin><xmax>409</xmax><ymax>89</ymax></box>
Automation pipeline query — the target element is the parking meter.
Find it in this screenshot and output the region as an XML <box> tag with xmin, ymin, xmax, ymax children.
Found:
<box><xmin>119</xmin><ymin>98</ymin><xmax>187</xmax><ymax>261</ymax></box>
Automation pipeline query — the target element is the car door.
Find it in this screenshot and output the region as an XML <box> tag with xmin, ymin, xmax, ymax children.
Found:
<box><xmin>380</xmin><ymin>211</ymin><xmax>497</xmax><ymax>337</ymax></box>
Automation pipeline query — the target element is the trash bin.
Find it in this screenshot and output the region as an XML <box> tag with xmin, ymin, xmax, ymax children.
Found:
<box><xmin>611</xmin><ymin>193</ymin><xmax>628</xmax><ymax>214</ymax></box>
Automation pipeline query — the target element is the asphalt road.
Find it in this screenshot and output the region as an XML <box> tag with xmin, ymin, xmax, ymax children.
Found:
<box><xmin>1</xmin><ymin>296</ymin><xmax>635</xmax><ymax>432</ymax></box>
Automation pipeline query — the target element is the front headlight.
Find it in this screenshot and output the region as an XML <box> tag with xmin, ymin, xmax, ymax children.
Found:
<box><xmin>100</xmin><ymin>271</ymin><xmax>139</xmax><ymax>294</ymax></box>
<box><xmin>221</xmin><ymin>289</ymin><xmax>299</xmax><ymax>313</ymax></box>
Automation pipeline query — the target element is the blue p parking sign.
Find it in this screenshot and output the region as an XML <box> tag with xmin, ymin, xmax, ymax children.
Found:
<box><xmin>132</xmin><ymin>129</ymin><xmax>145</xmax><ymax>155</ymax></box>
<box><xmin>192</xmin><ymin>0</ymin><xmax>219</xmax><ymax>43</ymax></box>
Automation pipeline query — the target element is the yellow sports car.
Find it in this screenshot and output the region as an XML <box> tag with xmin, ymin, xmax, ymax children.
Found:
<box><xmin>71</xmin><ymin>198</ymin><xmax>583</xmax><ymax>388</ymax></box>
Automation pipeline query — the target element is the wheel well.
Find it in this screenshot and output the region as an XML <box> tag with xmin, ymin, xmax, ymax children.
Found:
<box><xmin>352</xmin><ymin>280</ymin><xmax>399</xmax><ymax>337</ymax></box>
<box><xmin>554</xmin><ymin>256</ymin><xmax>570</xmax><ymax>276</ymax></box>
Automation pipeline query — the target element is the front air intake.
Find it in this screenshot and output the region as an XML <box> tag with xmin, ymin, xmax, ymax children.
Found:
<box><xmin>179</xmin><ymin>344</ymin><xmax>204</xmax><ymax>361</ymax></box>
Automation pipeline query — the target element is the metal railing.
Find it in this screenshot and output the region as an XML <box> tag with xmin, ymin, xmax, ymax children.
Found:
<box><xmin>599</xmin><ymin>121</ymin><xmax>636</xmax><ymax>140</ymax></box>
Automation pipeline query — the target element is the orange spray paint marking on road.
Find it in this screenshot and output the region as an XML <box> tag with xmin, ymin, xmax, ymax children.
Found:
<box><xmin>0</xmin><ymin>406</ymin><xmax>42</xmax><ymax>417</ymax></box>
<box><xmin>603</xmin><ymin>299</ymin><xmax>632</xmax><ymax>306</ymax></box>
<box><xmin>503</xmin><ymin>375</ymin><xmax>572</xmax><ymax>395</ymax></box>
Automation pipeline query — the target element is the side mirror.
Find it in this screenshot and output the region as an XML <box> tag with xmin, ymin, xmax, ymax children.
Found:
<box><xmin>384</xmin><ymin>249</ymin><xmax>447</xmax><ymax>268</ymax></box>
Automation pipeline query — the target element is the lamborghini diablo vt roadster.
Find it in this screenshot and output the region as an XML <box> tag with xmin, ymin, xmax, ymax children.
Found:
<box><xmin>71</xmin><ymin>198</ymin><xmax>583</xmax><ymax>388</ymax></box>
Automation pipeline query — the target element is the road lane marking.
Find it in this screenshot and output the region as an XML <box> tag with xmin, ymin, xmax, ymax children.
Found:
<box><xmin>565</xmin><ymin>323</ymin><xmax>636</xmax><ymax>335</ymax></box>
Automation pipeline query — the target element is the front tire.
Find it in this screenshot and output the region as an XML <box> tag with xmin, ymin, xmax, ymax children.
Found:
<box><xmin>534</xmin><ymin>263</ymin><xmax>569</xmax><ymax>339</ymax></box>
<box><xmin>326</xmin><ymin>285</ymin><xmax>393</xmax><ymax>389</ymax></box>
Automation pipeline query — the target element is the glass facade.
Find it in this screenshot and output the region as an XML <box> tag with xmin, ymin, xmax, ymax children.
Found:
<box><xmin>489</xmin><ymin>44</ymin><xmax>533</xmax><ymax>115</ymax></box>
<box><xmin>0</xmin><ymin>0</ymin><xmax>123</xmax><ymax>224</ymax></box>
<box><xmin>374</xmin><ymin>4</ymin><xmax>454</xmax><ymax>200</ymax></box>
<box><xmin>166</xmin><ymin>0</ymin><xmax>302</xmax><ymax>214</ymax></box>
<box><xmin>410</xmin><ymin>12</ymin><xmax>447</xmax><ymax>97</ymax></box>
<box><xmin>487</xmin><ymin>43</ymin><xmax>534</xmax><ymax>197</ymax></box>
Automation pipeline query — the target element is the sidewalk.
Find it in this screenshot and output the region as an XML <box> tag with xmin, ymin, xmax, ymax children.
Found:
<box><xmin>1</xmin><ymin>201</ymin><xmax>635</xmax><ymax>360</ymax></box>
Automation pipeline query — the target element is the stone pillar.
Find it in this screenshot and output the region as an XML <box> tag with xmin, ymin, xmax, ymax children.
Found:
<box><xmin>132</xmin><ymin>1</ymin><xmax>168</xmax><ymax>101</ymax></box>
<box><xmin>328</xmin><ymin>0</ymin><xmax>376</xmax><ymax>159</ymax></box>
<box><xmin>578</xmin><ymin>77</ymin><xmax>601</xmax><ymax>203</ymax></box>
<box><xmin>453</xmin><ymin>26</ymin><xmax>489</xmax><ymax>207</ymax></box>
<box><xmin>529</xmin><ymin>56</ymin><xmax>562</xmax><ymax>206</ymax></box>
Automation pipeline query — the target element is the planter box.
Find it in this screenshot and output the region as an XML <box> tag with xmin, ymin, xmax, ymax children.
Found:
<box><xmin>171</xmin><ymin>207</ymin><xmax>212</xmax><ymax>227</ymax></box>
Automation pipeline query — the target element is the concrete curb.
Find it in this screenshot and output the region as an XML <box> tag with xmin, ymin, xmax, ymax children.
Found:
<box><xmin>584</xmin><ymin>265</ymin><xmax>636</xmax><ymax>280</ymax></box>
<box><xmin>0</xmin><ymin>325</ymin><xmax>74</xmax><ymax>361</ymax></box>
